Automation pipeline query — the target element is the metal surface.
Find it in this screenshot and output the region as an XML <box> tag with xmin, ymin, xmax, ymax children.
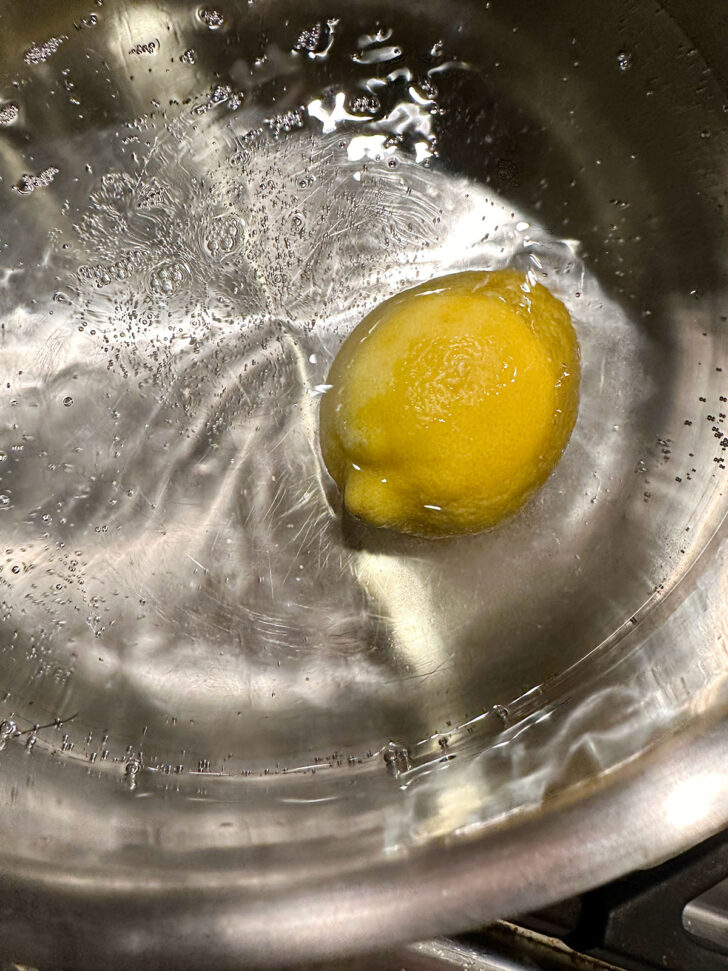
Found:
<box><xmin>1</xmin><ymin>0</ymin><xmax>728</xmax><ymax>967</ymax></box>
<box><xmin>302</xmin><ymin>927</ymin><xmax>624</xmax><ymax>970</ymax></box>
<box><xmin>684</xmin><ymin>880</ymin><xmax>728</xmax><ymax>956</ymax></box>
<box><xmin>0</xmin><ymin>930</ymin><xmax>623</xmax><ymax>971</ymax></box>
<box><xmin>519</xmin><ymin>823</ymin><xmax>728</xmax><ymax>970</ymax></box>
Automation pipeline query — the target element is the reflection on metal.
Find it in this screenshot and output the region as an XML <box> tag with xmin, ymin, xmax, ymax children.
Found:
<box><xmin>400</xmin><ymin>928</ymin><xmax>624</xmax><ymax>971</ymax></box>
<box><xmin>302</xmin><ymin>926</ymin><xmax>625</xmax><ymax>970</ymax></box>
<box><xmin>665</xmin><ymin>774</ymin><xmax>727</xmax><ymax>830</ymax></box>
<box><xmin>684</xmin><ymin>879</ymin><xmax>728</xmax><ymax>955</ymax></box>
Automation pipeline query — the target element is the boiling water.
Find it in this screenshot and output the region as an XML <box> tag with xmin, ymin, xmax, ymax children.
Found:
<box><xmin>0</xmin><ymin>0</ymin><xmax>723</xmax><ymax>778</ymax></box>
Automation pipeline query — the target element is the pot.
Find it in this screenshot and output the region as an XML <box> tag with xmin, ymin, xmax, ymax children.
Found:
<box><xmin>0</xmin><ymin>0</ymin><xmax>727</xmax><ymax>967</ymax></box>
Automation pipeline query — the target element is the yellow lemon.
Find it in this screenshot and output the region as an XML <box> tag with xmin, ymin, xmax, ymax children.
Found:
<box><xmin>319</xmin><ymin>270</ymin><xmax>580</xmax><ymax>538</ymax></box>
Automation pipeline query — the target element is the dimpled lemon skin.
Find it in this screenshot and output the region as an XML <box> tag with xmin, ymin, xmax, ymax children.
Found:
<box><xmin>319</xmin><ymin>270</ymin><xmax>580</xmax><ymax>538</ymax></box>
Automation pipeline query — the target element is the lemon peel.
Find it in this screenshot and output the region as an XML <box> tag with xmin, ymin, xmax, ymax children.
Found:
<box><xmin>320</xmin><ymin>270</ymin><xmax>580</xmax><ymax>537</ymax></box>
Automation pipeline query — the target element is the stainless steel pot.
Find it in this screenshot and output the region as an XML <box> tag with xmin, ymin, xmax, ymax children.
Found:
<box><xmin>1</xmin><ymin>0</ymin><xmax>728</xmax><ymax>967</ymax></box>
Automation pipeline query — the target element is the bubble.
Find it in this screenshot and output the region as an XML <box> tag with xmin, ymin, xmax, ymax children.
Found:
<box><xmin>206</xmin><ymin>214</ymin><xmax>243</xmax><ymax>256</ymax></box>
<box><xmin>180</xmin><ymin>48</ymin><xmax>198</xmax><ymax>64</ymax></box>
<box><xmin>63</xmin><ymin>396</ymin><xmax>74</xmax><ymax>407</ymax></box>
<box><xmin>617</xmin><ymin>50</ymin><xmax>632</xmax><ymax>72</ymax></box>
<box><xmin>416</xmin><ymin>76</ymin><xmax>438</xmax><ymax>101</ymax></box>
<box><xmin>112</xmin><ymin>256</ymin><xmax>135</xmax><ymax>280</ymax></box>
<box><xmin>295</xmin><ymin>24</ymin><xmax>321</xmax><ymax>52</ymax></box>
<box><xmin>492</xmin><ymin>704</ymin><xmax>510</xmax><ymax>724</ymax></box>
<box><xmin>266</xmin><ymin>108</ymin><xmax>305</xmax><ymax>136</ymax></box>
<box><xmin>0</xmin><ymin>102</ymin><xmax>19</xmax><ymax>126</ymax></box>
<box><xmin>125</xmin><ymin>756</ymin><xmax>142</xmax><ymax>789</ymax></box>
<box><xmin>128</xmin><ymin>39</ymin><xmax>159</xmax><ymax>56</ymax></box>
<box><xmin>211</xmin><ymin>83</ymin><xmax>231</xmax><ymax>103</ymax></box>
<box><xmin>349</xmin><ymin>93</ymin><xmax>380</xmax><ymax>116</ymax></box>
<box><xmin>194</xmin><ymin>83</ymin><xmax>243</xmax><ymax>114</ymax></box>
<box><xmin>78</xmin><ymin>263</ymin><xmax>113</xmax><ymax>287</ymax></box>
<box><xmin>198</xmin><ymin>7</ymin><xmax>224</xmax><ymax>30</ymax></box>
<box><xmin>0</xmin><ymin>495</ymin><xmax>9</xmax><ymax>507</ymax></box>
<box><xmin>136</xmin><ymin>180</ymin><xmax>169</xmax><ymax>210</ymax></box>
<box><xmin>0</xmin><ymin>722</ymin><xmax>15</xmax><ymax>752</ymax></box>
<box><xmin>24</xmin><ymin>36</ymin><xmax>66</xmax><ymax>65</ymax></box>
<box><xmin>12</xmin><ymin>167</ymin><xmax>60</xmax><ymax>195</ymax></box>
<box><xmin>150</xmin><ymin>261</ymin><xmax>187</xmax><ymax>295</ymax></box>
<box><xmin>293</xmin><ymin>19</ymin><xmax>337</xmax><ymax>58</ymax></box>
<box><xmin>382</xmin><ymin>740</ymin><xmax>411</xmax><ymax>776</ymax></box>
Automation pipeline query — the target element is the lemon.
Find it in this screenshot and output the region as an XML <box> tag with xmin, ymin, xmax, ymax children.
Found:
<box><xmin>319</xmin><ymin>270</ymin><xmax>580</xmax><ymax>538</ymax></box>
